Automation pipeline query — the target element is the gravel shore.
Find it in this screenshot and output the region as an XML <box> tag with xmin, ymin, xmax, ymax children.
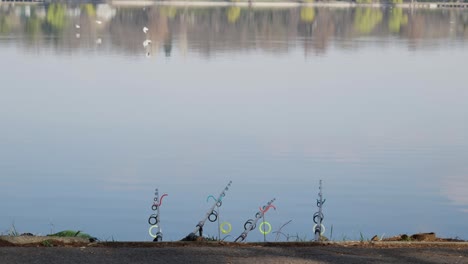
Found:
<box><xmin>1</xmin><ymin>241</ymin><xmax>468</xmax><ymax>264</ymax></box>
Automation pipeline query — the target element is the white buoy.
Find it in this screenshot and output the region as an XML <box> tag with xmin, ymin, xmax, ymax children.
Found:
<box><xmin>96</xmin><ymin>38</ymin><xmax>102</xmax><ymax>44</ymax></box>
<box><xmin>75</xmin><ymin>24</ymin><xmax>80</xmax><ymax>29</ymax></box>
<box><xmin>143</xmin><ymin>27</ymin><xmax>149</xmax><ymax>34</ymax></box>
<box><xmin>143</xmin><ymin>39</ymin><xmax>152</xmax><ymax>47</ymax></box>
<box><xmin>96</xmin><ymin>20</ymin><xmax>102</xmax><ymax>25</ymax></box>
<box><xmin>76</xmin><ymin>33</ymin><xmax>80</xmax><ymax>38</ymax></box>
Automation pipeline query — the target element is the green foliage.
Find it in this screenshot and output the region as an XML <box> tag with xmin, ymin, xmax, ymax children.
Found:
<box><xmin>227</xmin><ymin>7</ymin><xmax>241</xmax><ymax>24</ymax></box>
<box><xmin>48</xmin><ymin>230</ymin><xmax>94</xmax><ymax>239</ymax></box>
<box><xmin>160</xmin><ymin>6</ymin><xmax>178</xmax><ymax>18</ymax></box>
<box><xmin>353</xmin><ymin>8</ymin><xmax>383</xmax><ymax>34</ymax></box>
<box><xmin>81</xmin><ymin>4</ymin><xmax>96</xmax><ymax>17</ymax></box>
<box><xmin>300</xmin><ymin>7</ymin><xmax>316</xmax><ymax>23</ymax></box>
<box><xmin>401</xmin><ymin>234</ymin><xmax>412</xmax><ymax>241</ymax></box>
<box><xmin>356</xmin><ymin>0</ymin><xmax>374</xmax><ymax>3</ymax></box>
<box><xmin>388</xmin><ymin>8</ymin><xmax>408</xmax><ymax>33</ymax></box>
<box><xmin>25</xmin><ymin>13</ymin><xmax>43</xmax><ymax>39</ymax></box>
<box><xmin>42</xmin><ymin>240</ymin><xmax>53</xmax><ymax>247</ymax></box>
<box><xmin>0</xmin><ymin>15</ymin><xmax>11</xmax><ymax>35</ymax></box>
<box><xmin>26</xmin><ymin>17</ymin><xmax>42</xmax><ymax>31</ymax></box>
<box><xmin>45</xmin><ymin>4</ymin><xmax>67</xmax><ymax>33</ymax></box>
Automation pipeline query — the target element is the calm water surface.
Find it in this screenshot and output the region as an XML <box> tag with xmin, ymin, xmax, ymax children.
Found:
<box><xmin>1</xmin><ymin>3</ymin><xmax>468</xmax><ymax>241</ymax></box>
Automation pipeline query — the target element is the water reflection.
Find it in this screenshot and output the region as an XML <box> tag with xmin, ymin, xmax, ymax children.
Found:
<box><xmin>1</xmin><ymin>3</ymin><xmax>468</xmax><ymax>56</ymax></box>
<box><xmin>388</xmin><ymin>8</ymin><xmax>408</xmax><ymax>33</ymax></box>
<box><xmin>354</xmin><ymin>8</ymin><xmax>383</xmax><ymax>34</ymax></box>
<box><xmin>1</xmin><ymin>3</ymin><xmax>468</xmax><ymax>242</ymax></box>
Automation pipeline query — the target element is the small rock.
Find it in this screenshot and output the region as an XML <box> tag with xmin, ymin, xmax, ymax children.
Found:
<box><xmin>411</xmin><ymin>232</ymin><xmax>436</xmax><ymax>241</ymax></box>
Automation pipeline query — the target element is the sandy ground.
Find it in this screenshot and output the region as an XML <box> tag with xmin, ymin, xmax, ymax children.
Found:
<box><xmin>1</xmin><ymin>241</ymin><xmax>468</xmax><ymax>264</ymax></box>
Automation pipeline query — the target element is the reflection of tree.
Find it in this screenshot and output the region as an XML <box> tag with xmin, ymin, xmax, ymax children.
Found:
<box><xmin>0</xmin><ymin>15</ymin><xmax>11</xmax><ymax>35</ymax></box>
<box><xmin>159</xmin><ymin>6</ymin><xmax>177</xmax><ymax>19</ymax></box>
<box><xmin>388</xmin><ymin>8</ymin><xmax>408</xmax><ymax>33</ymax></box>
<box><xmin>1</xmin><ymin>4</ymin><xmax>465</xmax><ymax>55</ymax></box>
<box><xmin>24</xmin><ymin>7</ymin><xmax>43</xmax><ymax>39</ymax></box>
<box><xmin>164</xmin><ymin>38</ymin><xmax>172</xmax><ymax>57</ymax></box>
<box><xmin>354</xmin><ymin>8</ymin><xmax>383</xmax><ymax>34</ymax></box>
<box><xmin>299</xmin><ymin>8</ymin><xmax>337</xmax><ymax>55</ymax></box>
<box><xmin>81</xmin><ymin>4</ymin><xmax>96</xmax><ymax>18</ymax></box>
<box><xmin>45</xmin><ymin>4</ymin><xmax>67</xmax><ymax>34</ymax></box>
<box><xmin>300</xmin><ymin>7</ymin><xmax>315</xmax><ymax>23</ymax></box>
<box><xmin>227</xmin><ymin>7</ymin><xmax>241</xmax><ymax>23</ymax></box>
<box><xmin>0</xmin><ymin>6</ymin><xmax>16</xmax><ymax>35</ymax></box>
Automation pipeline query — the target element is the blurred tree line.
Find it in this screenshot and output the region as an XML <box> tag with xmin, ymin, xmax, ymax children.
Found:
<box><xmin>1</xmin><ymin>4</ymin><xmax>467</xmax><ymax>55</ymax></box>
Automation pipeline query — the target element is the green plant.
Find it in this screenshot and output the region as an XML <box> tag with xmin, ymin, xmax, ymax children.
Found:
<box><xmin>401</xmin><ymin>234</ymin><xmax>411</xmax><ymax>241</ymax></box>
<box><xmin>360</xmin><ymin>232</ymin><xmax>365</xmax><ymax>242</ymax></box>
<box><xmin>42</xmin><ymin>240</ymin><xmax>53</xmax><ymax>247</ymax></box>
<box><xmin>45</xmin><ymin>4</ymin><xmax>68</xmax><ymax>33</ymax></box>
<box><xmin>319</xmin><ymin>235</ymin><xmax>329</xmax><ymax>242</ymax></box>
<box><xmin>203</xmin><ymin>235</ymin><xmax>218</xmax><ymax>242</ymax></box>
<box><xmin>7</xmin><ymin>223</ymin><xmax>19</xmax><ymax>236</ymax></box>
<box><xmin>48</xmin><ymin>230</ymin><xmax>97</xmax><ymax>242</ymax></box>
<box><xmin>48</xmin><ymin>230</ymin><xmax>89</xmax><ymax>238</ymax></box>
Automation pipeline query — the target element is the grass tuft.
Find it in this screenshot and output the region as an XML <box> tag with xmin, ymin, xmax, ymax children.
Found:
<box><xmin>7</xmin><ymin>223</ymin><xmax>20</xmax><ymax>237</ymax></box>
<box><xmin>42</xmin><ymin>240</ymin><xmax>53</xmax><ymax>247</ymax></box>
<box><xmin>47</xmin><ymin>230</ymin><xmax>97</xmax><ymax>242</ymax></box>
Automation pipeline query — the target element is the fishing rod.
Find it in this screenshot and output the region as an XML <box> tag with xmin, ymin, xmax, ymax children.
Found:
<box><xmin>234</xmin><ymin>198</ymin><xmax>276</xmax><ymax>242</ymax></box>
<box><xmin>184</xmin><ymin>181</ymin><xmax>232</xmax><ymax>240</ymax></box>
<box><xmin>314</xmin><ymin>180</ymin><xmax>325</xmax><ymax>241</ymax></box>
<box><xmin>148</xmin><ymin>188</ymin><xmax>168</xmax><ymax>241</ymax></box>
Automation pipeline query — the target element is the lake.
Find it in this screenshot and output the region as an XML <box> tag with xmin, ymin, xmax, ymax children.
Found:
<box><xmin>1</xmin><ymin>2</ymin><xmax>467</xmax><ymax>242</ymax></box>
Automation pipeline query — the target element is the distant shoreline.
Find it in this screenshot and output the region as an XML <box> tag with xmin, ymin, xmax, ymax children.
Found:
<box><xmin>106</xmin><ymin>0</ymin><xmax>465</xmax><ymax>9</ymax></box>
<box><xmin>1</xmin><ymin>0</ymin><xmax>465</xmax><ymax>9</ymax></box>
